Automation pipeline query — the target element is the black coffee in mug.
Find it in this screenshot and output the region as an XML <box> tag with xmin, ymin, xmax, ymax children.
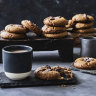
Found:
<box><xmin>2</xmin><ymin>45</ymin><xmax>33</xmax><ymax>80</ymax></box>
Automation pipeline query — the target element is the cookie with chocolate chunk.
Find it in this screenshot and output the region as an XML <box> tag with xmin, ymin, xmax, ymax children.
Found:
<box><xmin>75</xmin><ymin>22</ymin><xmax>93</xmax><ymax>29</ymax></box>
<box><xmin>70</xmin><ymin>32</ymin><xmax>96</xmax><ymax>39</ymax></box>
<box><xmin>5</xmin><ymin>24</ymin><xmax>28</xmax><ymax>33</ymax></box>
<box><xmin>34</xmin><ymin>65</ymin><xmax>73</xmax><ymax>80</ymax></box>
<box><xmin>43</xmin><ymin>16</ymin><xmax>68</xmax><ymax>26</ymax></box>
<box><xmin>75</xmin><ymin>28</ymin><xmax>96</xmax><ymax>33</ymax></box>
<box><xmin>42</xmin><ymin>25</ymin><xmax>66</xmax><ymax>34</ymax></box>
<box><xmin>72</xmin><ymin>14</ymin><xmax>94</xmax><ymax>22</ymax></box>
<box><xmin>74</xmin><ymin>57</ymin><xmax>96</xmax><ymax>69</ymax></box>
<box><xmin>21</xmin><ymin>20</ymin><xmax>42</xmax><ymax>36</ymax></box>
<box><xmin>44</xmin><ymin>31</ymin><xmax>68</xmax><ymax>38</ymax></box>
<box><xmin>1</xmin><ymin>30</ymin><xmax>26</xmax><ymax>39</ymax></box>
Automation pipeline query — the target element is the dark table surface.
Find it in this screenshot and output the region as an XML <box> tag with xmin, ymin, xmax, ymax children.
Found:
<box><xmin>0</xmin><ymin>48</ymin><xmax>96</xmax><ymax>96</ymax></box>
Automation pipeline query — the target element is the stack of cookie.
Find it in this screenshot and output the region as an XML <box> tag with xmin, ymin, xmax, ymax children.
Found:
<box><xmin>0</xmin><ymin>20</ymin><xmax>42</xmax><ymax>40</ymax></box>
<box><xmin>42</xmin><ymin>16</ymin><xmax>68</xmax><ymax>38</ymax></box>
<box><xmin>67</xmin><ymin>14</ymin><xmax>96</xmax><ymax>46</ymax></box>
<box><xmin>1</xmin><ymin>24</ymin><xmax>28</xmax><ymax>39</ymax></box>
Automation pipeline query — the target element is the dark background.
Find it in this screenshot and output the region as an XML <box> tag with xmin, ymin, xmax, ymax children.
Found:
<box><xmin>0</xmin><ymin>0</ymin><xmax>96</xmax><ymax>29</ymax></box>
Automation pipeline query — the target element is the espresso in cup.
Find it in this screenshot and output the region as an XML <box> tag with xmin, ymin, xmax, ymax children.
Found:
<box><xmin>2</xmin><ymin>45</ymin><xmax>33</xmax><ymax>80</ymax></box>
<box><xmin>10</xmin><ymin>50</ymin><xmax>28</xmax><ymax>52</ymax></box>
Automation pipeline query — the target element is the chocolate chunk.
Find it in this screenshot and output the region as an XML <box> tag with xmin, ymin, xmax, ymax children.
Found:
<box><xmin>41</xmin><ymin>69</ymin><xmax>46</xmax><ymax>71</ymax></box>
<box><xmin>83</xmin><ymin>14</ymin><xmax>89</xmax><ymax>21</ymax></box>
<box><xmin>47</xmin><ymin>69</ymin><xmax>52</xmax><ymax>71</ymax></box>
<box><xmin>57</xmin><ymin>16</ymin><xmax>62</xmax><ymax>18</ymax></box>
<box><xmin>46</xmin><ymin>65</ymin><xmax>51</xmax><ymax>69</ymax></box>
<box><xmin>54</xmin><ymin>66</ymin><xmax>61</xmax><ymax>71</ymax></box>
<box><xmin>83</xmin><ymin>57</ymin><xmax>94</xmax><ymax>62</ymax></box>
<box><xmin>50</xmin><ymin>16</ymin><xmax>55</xmax><ymax>20</ymax></box>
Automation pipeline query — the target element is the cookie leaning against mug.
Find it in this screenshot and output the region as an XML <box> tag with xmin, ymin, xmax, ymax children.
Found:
<box><xmin>74</xmin><ymin>57</ymin><xmax>96</xmax><ymax>69</ymax></box>
<box><xmin>21</xmin><ymin>20</ymin><xmax>42</xmax><ymax>35</ymax></box>
<box><xmin>0</xmin><ymin>30</ymin><xmax>26</xmax><ymax>39</ymax></box>
<box><xmin>42</xmin><ymin>25</ymin><xmax>67</xmax><ymax>34</ymax></box>
<box><xmin>43</xmin><ymin>16</ymin><xmax>68</xmax><ymax>26</ymax></box>
<box><xmin>5</xmin><ymin>24</ymin><xmax>28</xmax><ymax>33</ymax></box>
<box><xmin>34</xmin><ymin>65</ymin><xmax>73</xmax><ymax>80</ymax></box>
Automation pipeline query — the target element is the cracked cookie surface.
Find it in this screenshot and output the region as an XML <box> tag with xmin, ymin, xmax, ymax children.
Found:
<box><xmin>34</xmin><ymin>65</ymin><xmax>73</xmax><ymax>80</ymax></box>
<box><xmin>43</xmin><ymin>16</ymin><xmax>68</xmax><ymax>26</ymax></box>
<box><xmin>74</xmin><ymin>57</ymin><xmax>96</xmax><ymax>69</ymax></box>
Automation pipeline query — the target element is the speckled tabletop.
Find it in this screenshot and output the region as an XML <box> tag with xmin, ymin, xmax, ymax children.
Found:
<box><xmin>0</xmin><ymin>48</ymin><xmax>96</xmax><ymax>96</ymax></box>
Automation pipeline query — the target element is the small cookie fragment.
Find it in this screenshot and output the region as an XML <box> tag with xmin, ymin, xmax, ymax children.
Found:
<box><xmin>74</xmin><ymin>57</ymin><xmax>96</xmax><ymax>69</ymax></box>
<box><xmin>66</xmin><ymin>20</ymin><xmax>75</xmax><ymax>28</ymax></box>
<box><xmin>1</xmin><ymin>30</ymin><xmax>26</xmax><ymax>39</ymax></box>
<box><xmin>5</xmin><ymin>24</ymin><xmax>28</xmax><ymax>33</ymax></box>
<box><xmin>43</xmin><ymin>16</ymin><xmax>68</xmax><ymax>26</ymax></box>
<box><xmin>21</xmin><ymin>20</ymin><xmax>42</xmax><ymax>36</ymax></box>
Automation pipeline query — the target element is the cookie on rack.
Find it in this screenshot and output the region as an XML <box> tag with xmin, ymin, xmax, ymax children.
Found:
<box><xmin>75</xmin><ymin>28</ymin><xmax>96</xmax><ymax>33</ymax></box>
<box><xmin>69</xmin><ymin>32</ymin><xmax>96</xmax><ymax>39</ymax></box>
<box><xmin>75</xmin><ymin>22</ymin><xmax>94</xmax><ymax>29</ymax></box>
<box><xmin>72</xmin><ymin>14</ymin><xmax>94</xmax><ymax>22</ymax></box>
<box><xmin>43</xmin><ymin>16</ymin><xmax>68</xmax><ymax>26</ymax></box>
<box><xmin>74</xmin><ymin>57</ymin><xmax>96</xmax><ymax>69</ymax></box>
<box><xmin>21</xmin><ymin>20</ymin><xmax>42</xmax><ymax>36</ymax></box>
<box><xmin>34</xmin><ymin>65</ymin><xmax>73</xmax><ymax>80</ymax></box>
<box><xmin>0</xmin><ymin>30</ymin><xmax>26</xmax><ymax>39</ymax></box>
<box><xmin>42</xmin><ymin>25</ymin><xmax>66</xmax><ymax>34</ymax></box>
<box><xmin>44</xmin><ymin>32</ymin><xmax>68</xmax><ymax>38</ymax></box>
<box><xmin>5</xmin><ymin>24</ymin><xmax>28</xmax><ymax>33</ymax></box>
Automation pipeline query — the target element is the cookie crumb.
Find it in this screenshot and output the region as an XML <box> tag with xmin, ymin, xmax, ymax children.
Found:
<box><xmin>61</xmin><ymin>84</ymin><xmax>67</xmax><ymax>87</ymax></box>
<box><xmin>72</xmin><ymin>85</ymin><xmax>76</xmax><ymax>89</ymax></box>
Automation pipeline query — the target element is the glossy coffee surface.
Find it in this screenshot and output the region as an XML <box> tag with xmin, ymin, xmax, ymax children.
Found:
<box><xmin>10</xmin><ymin>50</ymin><xmax>27</xmax><ymax>52</ymax></box>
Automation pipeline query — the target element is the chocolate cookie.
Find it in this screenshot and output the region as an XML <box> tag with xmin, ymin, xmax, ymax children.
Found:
<box><xmin>0</xmin><ymin>30</ymin><xmax>26</xmax><ymax>39</ymax></box>
<box><xmin>74</xmin><ymin>57</ymin><xmax>96</xmax><ymax>69</ymax></box>
<box><xmin>75</xmin><ymin>28</ymin><xmax>96</xmax><ymax>33</ymax></box>
<box><xmin>70</xmin><ymin>32</ymin><xmax>96</xmax><ymax>39</ymax></box>
<box><xmin>72</xmin><ymin>14</ymin><xmax>94</xmax><ymax>22</ymax></box>
<box><xmin>34</xmin><ymin>65</ymin><xmax>73</xmax><ymax>80</ymax></box>
<box><xmin>44</xmin><ymin>31</ymin><xmax>68</xmax><ymax>38</ymax></box>
<box><xmin>42</xmin><ymin>25</ymin><xmax>66</xmax><ymax>34</ymax></box>
<box><xmin>5</xmin><ymin>24</ymin><xmax>28</xmax><ymax>33</ymax></box>
<box><xmin>43</xmin><ymin>16</ymin><xmax>68</xmax><ymax>26</ymax></box>
<box><xmin>21</xmin><ymin>20</ymin><xmax>42</xmax><ymax>35</ymax></box>
<box><xmin>75</xmin><ymin>22</ymin><xmax>93</xmax><ymax>29</ymax></box>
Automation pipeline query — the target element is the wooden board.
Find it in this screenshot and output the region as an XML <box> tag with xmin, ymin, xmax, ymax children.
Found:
<box><xmin>0</xmin><ymin>71</ymin><xmax>77</xmax><ymax>88</ymax></box>
<box><xmin>0</xmin><ymin>36</ymin><xmax>73</xmax><ymax>62</ymax></box>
